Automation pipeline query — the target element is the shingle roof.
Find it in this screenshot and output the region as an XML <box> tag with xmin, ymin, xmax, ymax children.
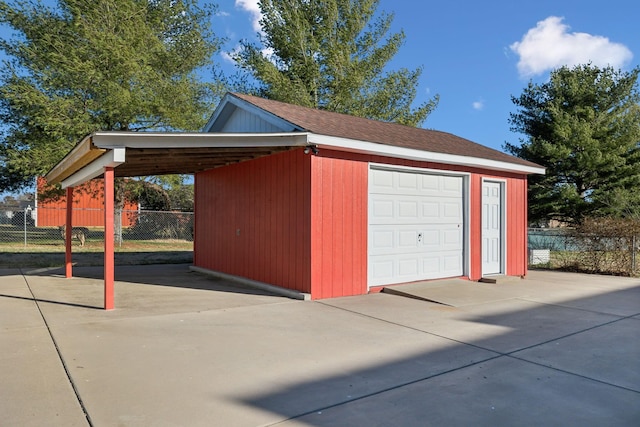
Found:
<box><xmin>231</xmin><ymin>92</ymin><xmax>541</xmax><ymax>170</ymax></box>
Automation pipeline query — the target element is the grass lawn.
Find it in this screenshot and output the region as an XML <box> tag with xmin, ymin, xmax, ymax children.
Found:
<box><xmin>1</xmin><ymin>225</ymin><xmax>193</xmax><ymax>268</ymax></box>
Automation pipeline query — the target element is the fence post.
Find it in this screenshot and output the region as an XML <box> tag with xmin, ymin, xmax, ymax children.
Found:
<box><xmin>632</xmin><ymin>235</ymin><xmax>636</xmax><ymax>275</ymax></box>
<box><xmin>115</xmin><ymin>208</ymin><xmax>123</xmax><ymax>247</ymax></box>
<box><xmin>23</xmin><ymin>205</ymin><xmax>31</xmax><ymax>246</ymax></box>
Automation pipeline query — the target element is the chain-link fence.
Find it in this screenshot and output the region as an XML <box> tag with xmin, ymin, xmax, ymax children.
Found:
<box><xmin>0</xmin><ymin>207</ymin><xmax>193</xmax><ymax>250</ymax></box>
<box><xmin>528</xmin><ymin>227</ymin><xmax>639</xmax><ymax>276</ymax></box>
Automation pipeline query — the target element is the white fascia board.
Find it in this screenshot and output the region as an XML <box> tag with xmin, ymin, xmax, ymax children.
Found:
<box><xmin>90</xmin><ymin>132</ymin><xmax>310</xmax><ymax>149</ymax></box>
<box><xmin>309</xmin><ymin>134</ymin><xmax>546</xmax><ymax>175</ymax></box>
<box><xmin>60</xmin><ymin>148</ymin><xmax>126</xmax><ymax>188</ymax></box>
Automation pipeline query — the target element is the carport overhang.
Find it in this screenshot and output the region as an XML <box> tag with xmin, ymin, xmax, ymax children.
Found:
<box><xmin>46</xmin><ymin>131</ymin><xmax>312</xmax><ymax>188</ymax></box>
<box><xmin>45</xmin><ymin>131</ymin><xmax>311</xmax><ymax>310</ymax></box>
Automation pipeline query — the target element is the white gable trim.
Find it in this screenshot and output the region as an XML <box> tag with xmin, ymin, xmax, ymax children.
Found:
<box><xmin>61</xmin><ymin>148</ymin><xmax>126</xmax><ymax>188</ymax></box>
<box><xmin>308</xmin><ymin>133</ymin><xmax>545</xmax><ymax>175</ymax></box>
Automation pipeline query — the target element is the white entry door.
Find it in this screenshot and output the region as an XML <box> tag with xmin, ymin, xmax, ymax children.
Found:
<box><xmin>368</xmin><ymin>168</ymin><xmax>464</xmax><ymax>287</ymax></box>
<box><xmin>482</xmin><ymin>181</ymin><xmax>503</xmax><ymax>275</ymax></box>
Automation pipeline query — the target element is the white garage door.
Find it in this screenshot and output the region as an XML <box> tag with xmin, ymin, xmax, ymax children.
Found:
<box><xmin>368</xmin><ymin>168</ymin><xmax>464</xmax><ymax>287</ymax></box>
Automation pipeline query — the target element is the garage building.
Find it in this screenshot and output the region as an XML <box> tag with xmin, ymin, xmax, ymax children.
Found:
<box><xmin>46</xmin><ymin>92</ymin><xmax>544</xmax><ymax>307</ymax></box>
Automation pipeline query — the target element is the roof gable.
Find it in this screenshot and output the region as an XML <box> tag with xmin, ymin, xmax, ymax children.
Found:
<box><xmin>204</xmin><ymin>93</ymin><xmax>302</xmax><ymax>133</ymax></box>
<box><xmin>223</xmin><ymin>92</ymin><xmax>542</xmax><ymax>171</ymax></box>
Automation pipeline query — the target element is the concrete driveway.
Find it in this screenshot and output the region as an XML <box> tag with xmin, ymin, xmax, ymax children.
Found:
<box><xmin>1</xmin><ymin>265</ymin><xmax>639</xmax><ymax>426</ymax></box>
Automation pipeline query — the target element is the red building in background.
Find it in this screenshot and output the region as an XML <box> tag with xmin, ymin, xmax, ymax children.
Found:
<box><xmin>36</xmin><ymin>177</ymin><xmax>137</xmax><ymax>227</ymax></box>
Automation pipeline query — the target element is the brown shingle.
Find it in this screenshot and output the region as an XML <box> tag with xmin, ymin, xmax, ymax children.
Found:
<box><xmin>232</xmin><ymin>93</ymin><xmax>541</xmax><ymax>170</ymax></box>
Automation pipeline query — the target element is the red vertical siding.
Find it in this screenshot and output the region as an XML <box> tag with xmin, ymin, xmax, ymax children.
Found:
<box><xmin>506</xmin><ymin>176</ymin><xmax>528</xmax><ymax>276</ymax></box>
<box><xmin>194</xmin><ymin>147</ymin><xmax>530</xmax><ymax>299</ymax></box>
<box><xmin>194</xmin><ymin>149</ymin><xmax>312</xmax><ymax>293</ymax></box>
<box><xmin>469</xmin><ymin>174</ymin><xmax>529</xmax><ymax>280</ymax></box>
<box><xmin>310</xmin><ymin>153</ymin><xmax>368</xmax><ymax>299</ymax></box>
<box><xmin>469</xmin><ymin>174</ymin><xmax>483</xmax><ymax>280</ymax></box>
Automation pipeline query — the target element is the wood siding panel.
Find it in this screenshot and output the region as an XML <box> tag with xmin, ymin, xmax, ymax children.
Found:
<box><xmin>194</xmin><ymin>149</ymin><xmax>312</xmax><ymax>293</ymax></box>
<box><xmin>310</xmin><ymin>153</ymin><xmax>368</xmax><ymax>299</ymax></box>
<box><xmin>469</xmin><ymin>174</ymin><xmax>483</xmax><ymax>280</ymax></box>
<box><xmin>506</xmin><ymin>177</ymin><xmax>528</xmax><ymax>276</ymax></box>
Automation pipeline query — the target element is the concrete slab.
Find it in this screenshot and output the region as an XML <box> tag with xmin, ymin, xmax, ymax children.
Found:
<box><xmin>45</xmin><ymin>299</ymin><xmax>497</xmax><ymax>426</ymax></box>
<box><xmin>0</xmin><ymin>271</ymin><xmax>89</xmax><ymax>426</ymax></box>
<box><xmin>277</xmin><ymin>356</ymin><xmax>640</xmax><ymax>427</ymax></box>
<box><xmin>382</xmin><ymin>278</ymin><xmax>525</xmax><ymax>306</ymax></box>
<box><xmin>24</xmin><ymin>264</ymin><xmax>288</xmax><ymax>323</ymax></box>
<box><xmin>514</xmin><ymin>317</ymin><xmax>640</xmax><ymax>392</ymax></box>
<box><xmin>324</xmin><ymin>293</ymin><xmax>621</xmax><ymax>354</ymax></box>
<box><xmin>519</xmin><ymin>271</ymin><xmax>640</xmax><ymax>317</ymax></box>
<box><xmin>2</xmin><ymin>267</ymin><xmax>640</xmax><ymax>426</ymax></box>
<box><xmin>0</xmin><ymin>327</ymin><xmax>88</xmax><ymax>427</ymax></box>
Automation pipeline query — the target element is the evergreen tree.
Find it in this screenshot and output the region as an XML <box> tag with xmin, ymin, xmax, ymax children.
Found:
<box><xmin>233</xmin><ymin>0</ymin><xmax>437</xmax><ymax>126</ymax></box>
<box><xmin>0</xmin><ymin>0</ymin><xmax>225</xmax><ymax>192</ymax></box>
<box><xmin>506</xmin><ymin>64</ymin><xmax>640</xmax><ymax>224</ymax></box>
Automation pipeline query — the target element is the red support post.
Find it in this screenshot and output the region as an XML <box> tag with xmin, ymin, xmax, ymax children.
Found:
<box><xmin>65</xmin><ymin>187</ymin><xmax>73</xmax><ymax>278</ymax></box>
<box><xmin>104</xmin><ymin>167</ymin><xmax>115</xmax><ymax>310</ymax></box>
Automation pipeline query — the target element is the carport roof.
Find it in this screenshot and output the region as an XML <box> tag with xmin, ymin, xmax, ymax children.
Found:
<box><xmin>45</xmin><ymin>131</ymin><xmax>310</xmax><ymax>188</ymax></box>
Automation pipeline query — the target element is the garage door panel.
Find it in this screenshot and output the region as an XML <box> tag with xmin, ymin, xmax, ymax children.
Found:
<box><xmin>370</xmin><ymin>251</ymin><xmax>462</xmax><ymax>285</ymax></box>
<box><xmin>398</xmin><ymin>258</ymin><xmax>420</xmax><ymax>277</ymax></box>
<box><xmin>371</xmin><ymin>259</ymin><xmax>394</xmax><ymax>281</ymax></box>
<box><xmin>371</xmin><ymin>169</ymin><xmax>394</xmax><ymax>190</ymax></box>
<box><xmin>398</xmin><ymin>201</ymin><xmax>419</xmax><ymax>219</ymax></box>
<box><xmin>370</xmin><ymin>194</ymin><xmax>462</xmax><ymax>225</ymax></box>
<box><xmin>371</xmin><ymin>200</ymin><xmax>394</xmax><ymax>219</ymax></box>
<box><xmin>370</xmin><ymin>225</ymin><xmax>460</xmax><ymax>255</ymax></box>
<box><xmin>369</xmin><ymin>168</ymin><xmax>465</xmax><ymax>286</ymax></box>
<box><xmin>371</xmin><ymin>229</ymin><xmax>394</xmax><ymax>251</ymax></box>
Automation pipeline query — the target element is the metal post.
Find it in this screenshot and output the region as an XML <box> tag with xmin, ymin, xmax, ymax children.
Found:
<box><xmin>65</xmin><ymin>187</ymin><xmax>73</xmax><ymax>278</ymax></box>
<box><xmin>104</xmin><ymin>167</ymin><xmax>115</xmax><ymax>310</ymax></box>
<box><xmin>23</xmin><ymin>206</ymin><xmax>28</xmax><ymax>246</ymax></box>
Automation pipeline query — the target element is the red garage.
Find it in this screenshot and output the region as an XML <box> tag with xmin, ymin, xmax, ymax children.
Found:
<box><xmin>46</xmin><ymin>92</ymin><xmax>544</xmax><ymax>307</ymax></box>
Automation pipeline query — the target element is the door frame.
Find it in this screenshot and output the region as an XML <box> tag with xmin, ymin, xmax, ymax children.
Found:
<box><xmin>367</xmin><ymin>163</ymin><xmax>470</xmax><ymax>288</ymax></box>
<box><xmin>481</xmin><ymin>178</ymin><xmax>506</xmax><ymax>276</ymax></box>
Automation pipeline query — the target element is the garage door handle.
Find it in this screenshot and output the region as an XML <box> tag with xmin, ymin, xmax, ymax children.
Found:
<box><xmin>418</xmin><ymin>233</ymin><xmax>423</xmax><ymax>243</ymax></box>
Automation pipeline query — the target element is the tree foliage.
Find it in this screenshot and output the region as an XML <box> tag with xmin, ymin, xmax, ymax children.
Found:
<box><xmin>505</xmin><ymin>64</ymin><xmax>640</xmax><ymax>224</ymax></box>
<box><xmin>0</xmin><ymin>0</ymin><xmax>225</xmax><ymax>192</ymax></box>
<box><xmin>233</xmin><ymin>0</ymin><xmax>437</xmax><ymax>126</ymax></box>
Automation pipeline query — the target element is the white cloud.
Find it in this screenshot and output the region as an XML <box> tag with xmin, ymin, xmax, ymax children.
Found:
<box><xmin>510</xmin><ymin>16</ymin><xmax>633</xmax><ymax>77</ymax></box>
<box><xmin>220</xmin><ymin>50</ymin><xmax>235</xmax><ymax>64</ymax></box>
<box><xmin>235</xmin><ymin>0</ymin><xmax>262</xmax><ymax>32</ymax></box>
<box><xmin>472</xmin><ymin>100</ymin><xmax>484</xmax><ymax>111</ymax></box>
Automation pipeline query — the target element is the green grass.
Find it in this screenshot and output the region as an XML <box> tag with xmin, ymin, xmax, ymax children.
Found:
<box><xmin>0</xmin><ymin>225</ymin><xmax>193</xmax><ymax>268</ymax></box>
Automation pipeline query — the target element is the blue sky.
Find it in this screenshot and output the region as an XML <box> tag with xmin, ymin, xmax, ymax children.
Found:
<box><xmin>1</xmin><ymin>0</ymin><xmax>638</xmax><ymax>198</ymax></box>
<box><xmin>213</xmin><ymin>0</ymin><xmax>639</xmax><ymax>153</ymax></box>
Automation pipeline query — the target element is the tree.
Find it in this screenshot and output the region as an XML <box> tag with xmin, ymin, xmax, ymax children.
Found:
<box><xmin>505</xmin><ymin>64</ymin><xmax>640</xmax><ymax>225</ymax></box>
<box><xmin>233</xmin><ymin>0</ymin><xmax>437</xmax><ymax>126</ymax></box>
<box><xmin>0</xmin><ymin>0</ymin><xmax>225</xmax><ymax>192</ymax></box>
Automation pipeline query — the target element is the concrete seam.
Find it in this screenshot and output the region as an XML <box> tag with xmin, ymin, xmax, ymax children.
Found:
<box><xmin>316</xmin><ymin>300</ymin><xmax>502</xmax><ymax>354</ymax></box>
<box><xmin>20</xmin><ymin>269</ymin><xmax>94</xmax><ymax>427</ymax></box>
<box><xmin>263</xmin><ymin>353</ymin><xmax>506</xmax><ymax>426</ymax></box>
<box><xmin>517</xmin><ymin>297</ymin><xmax>640</xmax><ymax>318</ymax></box>
<box><xmin>505</xmin><ymin>354</ymin><xmax>640</xmax><ymax>395</ymax></box>
<box><xmin>503</xmin><ymin>313</ymin><xmax>640</xmax><ymax>356</ymax></box>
